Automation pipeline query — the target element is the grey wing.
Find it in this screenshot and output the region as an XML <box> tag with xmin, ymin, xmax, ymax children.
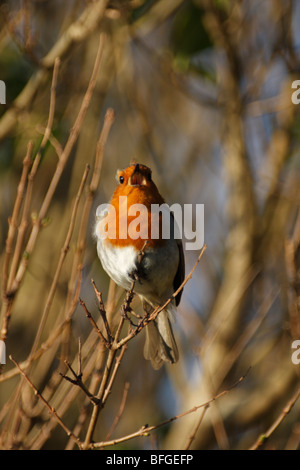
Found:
<box><xmin>173</xmin><ymin>238</ymin><xmax>185</xmax><ymax>306</ymax></box>
<box><xmin>168</xmin><ymin>211</ymin><xmax>185</xmax><ymax>306</ymax></box>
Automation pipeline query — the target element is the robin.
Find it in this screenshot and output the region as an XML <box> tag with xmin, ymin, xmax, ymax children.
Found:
<box><xmin>94</xmin><ymin>163</ymin><xmax>185</xmax><ymax>369</ymax></box>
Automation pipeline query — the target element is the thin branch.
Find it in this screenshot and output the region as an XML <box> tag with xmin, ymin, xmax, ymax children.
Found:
<box><xmin>1</xmin><ymin>141</ymin><xmax>33</xmax><ymax>301</ymax></box>
<box><xmin>78</xmin><ymin>338</ymin><xmax>82</xmax><ymax>378</ymax></box>
<box><xmin>11</xmin><ymin>33</ymin><xmax>105</xmax><ymax>295</ymax></box>
<box><xmin>9</xmin><ymin>355</ymin><xmax>82</xmax><ymax>449</ymax></box>
<box><xmin>104</xmin><ymin>382</ymin><xmax>130</xmax><ymax>443</ymax></box>
<box><xmin>250</xmin><ymin>386</ymin><xmax>300</xmax><ymax>450</ymax></box>
<box><xmin>0</xmin><ymin>0</ymin><xmax>110</xmax><ymax>141</ymax></box>
<box><xmin>0</xmin><ymin>55</ymin><xmax>59</xmax><ymax>341</ymax></box>
<box><xmin>1</xmin><ymin>56</ymin><xmax>59</xmax><ymax>313</ymax></box>
<box><xmin>91</xmin><ymin>369</ymin><xmax>249</xmax><ymax>449</ymax></box>
<box><xmin>60</xmin><ymin>357</ymin><xmax>100</xmax><ymax>406</ymax></box>
<box><xmin>0</xmin><ymin>33</ymin><xmax>105</xmax><ymax>345</ymax></box>
<box><xmin>64</xmin><ymin>106</ymin><xmax>115</xmax><ymax>322</ymax></box>
<box><xmin>102</xmin><ymin>345</ymin><xmax>127</xmax><ymax>405</ymax></box>
<box><xmin>80</xmin><ymin>298</ymin><xmax>110</xmax><ymax>346</ymax></box>
<box><xmin>184</xmin><ymin>406</ymin><xmax>208</xmax><ymax>451</ymax></box>
<box><xmin>91</xmin><ymin>279</ymin><xmax>112</xmax><ymax>343</ymax></box>
<box><xmin>29</xmin><ymin>164</ymin><xmax>90</xmax><ymax>358</ymax></box>
<box><xmin>9</xmin><ymin>59</ymin><xmax>60</xmax><ymax>288</ymax></box>
<box><xmin>82</xmin><ymin>316</ymin><xmax>125</xmax><ymax>450</ymax></box>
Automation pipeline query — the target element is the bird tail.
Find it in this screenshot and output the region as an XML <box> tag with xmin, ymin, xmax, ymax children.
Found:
<box><xmin>143</xmin><ymin>307</ymin><xmax>179</xmax><ymax>370</ymax></box>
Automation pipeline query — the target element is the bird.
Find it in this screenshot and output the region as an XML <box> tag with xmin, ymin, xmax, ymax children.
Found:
<box><xmin>94</xmin><ymin>163</ymin><xmax>185</xmax><ymax>369</ymax></box>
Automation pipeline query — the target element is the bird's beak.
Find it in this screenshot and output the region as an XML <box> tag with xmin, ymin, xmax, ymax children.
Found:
<box><xmin>129</xmin><ymin>164</ymin><xmax>146</xmax><ymax>186</ymax></box>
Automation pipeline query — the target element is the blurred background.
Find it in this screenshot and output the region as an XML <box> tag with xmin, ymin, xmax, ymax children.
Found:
<box><xmin>0</xmin><ymin>0</ymin><xmax>300</xmax><ymax>450</ymax></box>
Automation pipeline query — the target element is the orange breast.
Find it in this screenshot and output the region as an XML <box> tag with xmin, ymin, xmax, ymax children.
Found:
<box><xmin>102</xmin><ymin>186</ymin><xmax>166</xmax><ymax>250</ymax></box>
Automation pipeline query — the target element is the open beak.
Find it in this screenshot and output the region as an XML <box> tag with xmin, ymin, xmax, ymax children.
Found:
<box><xmin>129</xmin><ymin>164</ymin><xmax>146</xmax><ymax>186</ymax></box>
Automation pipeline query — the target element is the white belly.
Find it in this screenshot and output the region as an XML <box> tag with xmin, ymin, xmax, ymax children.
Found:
<box><xmin>96</xmin><ymin>238</ymin><xmax>179</xmax><ymax>305</ymax></box>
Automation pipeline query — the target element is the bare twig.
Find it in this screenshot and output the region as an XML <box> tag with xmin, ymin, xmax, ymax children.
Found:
<box><xmin>8</xmin><ymin>58</ymin><xmax>60</xmax><ymax>295</ymax></box>
<box><xmin>82</xmin><ymin>316</ymin><xmax>125</xmax><ymax>449</ymax></box>
<box><xmin>1</xmin><ymin>35</ymin><xmax>104</xmax><ymax>346</ymax></box>
<box><xmin>30</xmin><ymin>164</ymin><xmax>91</xmax><ymax>358</ymax></box>
<box><xmin>12</xmin><ymin>34</ymin><xmax>105</xmax><ymax>295</ymax></box>
<box><xmin>1</xmin><ymin>141</ymin><xmax>33</xmax><ymax>301</ymax></box>
<box><xmin>0</xmin><ymin>33</ymin><xmax>105</xmax><ymax>346</ymax></box>
<box><xmin>250</xmin><ymin>386</ymin><xmax>300</xmax><ymax>450</ymax></box>
<box><xmin>102</xmin><ymin>345</ymin><xmax>127</xmax><ymax>405</ymax></box>
<box><xmin>60</xmin><ymin>347</ymin><xmax>100</xmax><ymax>407</ymax></box>
<box><xmin>91</xmin><ymin>279</ymin><xmax>112</xmax><ymax>343</ymax></box>
<box><xmin>184</xmin><ymin>407</ymin><xmax>208</xmax><ymax>451</ymax></box>
<box><xmin>1</xmin><ymin>57</ymin><xmax>59</xmax><ymax>328</ymax></box>
<box><xmin>0</xmin><ymin>1</ymin><xmax>110</xmax><ymax>141</ymax></box>
<box><xmin>64</xmin><ymin>106</ymin><xmax>115</xmax><ymax>323</ymax></box>
<box><xmin>9</xmin><ymin>355</ymin><xmax>82</xmax><ymax>449</ymax></box>
<box><xmin>104</xmin><ymin>382</ymin><xmax>130</xmax><ymax>442</ymax></box>
<box><xmin>90</xmin><ymin>369</ymin><xmax>248</xmax><ymax>449</ymax></box>
<box><xmin>80</xmin><ymin>298</ymin><xmax>110</xmax><ymax>346</ymax></box>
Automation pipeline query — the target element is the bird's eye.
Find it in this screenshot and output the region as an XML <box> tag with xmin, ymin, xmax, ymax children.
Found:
<box><xmin>147</xmin><ymin>172</ymin><xmax>152</xmax><ymax>181</ymax></box>
<box><xmin>119</xmin><ymin>175</ymin><xmax>124</xmax><ymax>184</ymax></box>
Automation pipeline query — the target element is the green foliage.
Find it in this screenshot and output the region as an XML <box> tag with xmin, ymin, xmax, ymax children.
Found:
<box><xmin>170</xmin><ymin>1</ymin><xmax>213</xmax><ymax>75</ymax></box>
<box><xmin>0</xmin><ymin>138</ymin><xmax>14</xmax><ymax>171</ymax></box>
<box><xmin>0</xmin><ymin>42</ymin><xmax>33</xmax><ymax>106</ymax></box>
<box><xmin>130</xmin><ymin>0</ymin><xmax>158</xmax><ymax>22</ymax></box>
<box><xmin>213</xmin><ymin>0</ymin><xmax>231</xmax><ymax>12</ymax></box>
